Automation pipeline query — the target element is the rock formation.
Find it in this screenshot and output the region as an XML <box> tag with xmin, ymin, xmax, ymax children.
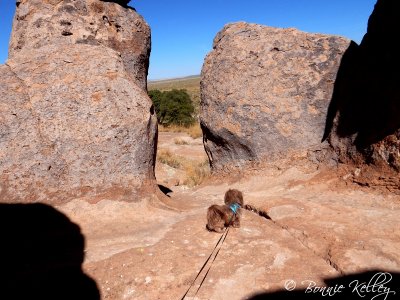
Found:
<box><xmin>200</xmin><ymin>22</ymin><xmax>350</xmax><ymax>171</ymax></box>
<box><xmin>10</xmin><ymin>0</ymin><xmax>150</xmax><ymax>90</ymax></box>
<box><xmin>323</xmin><ymin>0</ymin><xmax>400</xmax><ymax>190</ymax></box>
<box><xmin>0</xmin><ymin>0</ymin><xmax>157</xmax><ymax>203</ymax></box>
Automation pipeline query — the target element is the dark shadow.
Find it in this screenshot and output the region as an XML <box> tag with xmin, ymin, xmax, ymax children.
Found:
<box><xmin>322</xmin><ymin>40</ymin><xmax>359</xmax><ymax>143</ymax></box>
<box><xmin>0</xmin><ymin>203</ymin><xmax>100</xmax><ymax>300</ymax></box>
<box><xmin>158</xmin><ymin>184</ymin><xmax>173</xmax><ymax>197</ymax></box>
<box><xmin>248</xmin><ymin>270</ymin><xmax>400</xmax><ymax>300</ymax></box>
<box><xmin>323</xmin><ymin>0</ymin><xmax>400</xmax><ymax>149</ymax></box>
<box><xmin>100</xmin><ymin>0</ymin><xmax>136</xmax><ymax>10</ymax></box>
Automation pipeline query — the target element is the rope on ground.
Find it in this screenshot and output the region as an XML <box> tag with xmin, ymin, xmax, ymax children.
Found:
<box><xmin>180</xmin><ymin>227</ymin><xmax>230</xmax><ymax>300</ymax></box>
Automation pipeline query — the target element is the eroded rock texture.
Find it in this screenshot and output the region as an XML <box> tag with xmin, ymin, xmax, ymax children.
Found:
<box><xmin>10</xmin><ymin>0</ymin><xmax>150</xmax><ymax>90</ymax></box>
<box><xmin>0</xmin><ymin>0</ymin><xmax>157</xmax><ymax>203</ymax></box>
<box><xmin>200</xmin><ymin>22</ymin><xmax>350</xmax><ymax>171</ymax></box>
<box><xmin>323</xmin><ymin>0</ymin><xmax>400</xmax><ymax>191</ymax></box>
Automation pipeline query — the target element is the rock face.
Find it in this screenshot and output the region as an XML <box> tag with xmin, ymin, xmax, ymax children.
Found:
<box><xmin>324</xmin><ymin>0</ymin><xmax>400</xmax><ymax>185</ymax></box>
<box><xmin>0</xmin><ymin>0</ymin><xmax>157</xmax><ymax>203</ymax></box>
<box><xmin>10</xmin><ymin>0</ymin><xmax>150</xmax><ymax>90</ymax></box>
<box><xmin>200</xmin><ymin>22</ymin><xmax>350</xmax><ymax>171</ymax></box>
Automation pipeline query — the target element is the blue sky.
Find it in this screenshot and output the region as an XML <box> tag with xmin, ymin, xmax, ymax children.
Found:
<box><xmin>0</xmin><ymin>0</ymin><xmax>377</xmax><ymax>80</ymax></box>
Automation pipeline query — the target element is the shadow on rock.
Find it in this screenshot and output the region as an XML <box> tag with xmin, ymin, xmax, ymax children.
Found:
<box><xmin>248</xmin><ymin>270</ymin><xmax>400</xmax><ymax>300</ymax></box>
<box><xmin>323</xmin><ymin>0</ymin><xmax>400</xmax><ymax>167</ymax></box>
<box><xmin>158</xmin><ymin>184</ymin><xmax>173</xmax><ymax>197</ymax></box>
<box><xmin>0</xmin><ymin>203</ymin><xmax>100</xmax><ymax>300</ymax></box>
<box><xmin>100</xmin><ymin>0</ymin><xmax>134</xmax><ymax>9</ymax></box>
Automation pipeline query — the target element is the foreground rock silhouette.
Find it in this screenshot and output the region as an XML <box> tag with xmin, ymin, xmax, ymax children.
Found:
<box><xmin>0</xmin><ymin>203</ymin><xmax>100</xmax><ymax>299</ymax></box>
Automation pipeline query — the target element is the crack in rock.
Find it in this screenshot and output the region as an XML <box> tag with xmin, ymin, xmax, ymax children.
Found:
<box><xmin>245</xmin><ymin>203</ymin><xmax>343</xmax><ymax>274</ymax></box>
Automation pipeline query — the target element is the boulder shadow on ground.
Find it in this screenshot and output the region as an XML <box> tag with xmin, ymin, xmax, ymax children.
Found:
<box><xmin>0</xmin><ymin>203</ymin><xmax>100</xmax><ymax>300</ymax></box>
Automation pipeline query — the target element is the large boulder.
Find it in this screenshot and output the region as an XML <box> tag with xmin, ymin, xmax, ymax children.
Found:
<box><xmin>200</xmin><ymin>22</ymin><xmax>350</xmax><ymax>171</ymax></box>
<box><xmin>0</xmin><ymin>0</ymin><xmax>157</xmax><ymax>203</ymax></box>
<box><xmin>324</xmin><ymin>0</ymin><xmax>400</xmax><ymax>187</ymax></box>
<box><xmin>10</xmin><ymin>0</ymin><xmax>150</xmax><ymax>90</ymax></box>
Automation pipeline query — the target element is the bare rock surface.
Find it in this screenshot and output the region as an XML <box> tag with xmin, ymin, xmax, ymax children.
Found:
<box><xmin>55</xmin><ymin>167</ymin><xmax>400</xmax><ymax>299</ymax></box>
<box><xmin>10</xmin><ymin>0</ymin><xmax>150</xmax><ymax>89</ymax></box>
<box><xmin>200</xmin><ymin>22</ymin><xmax>350</xmax><ymax>171</ymax></box>
<box><xmin>0</xmin><ymin>1</ymin><xmax>156</xmax><ymax>203</ymax></box>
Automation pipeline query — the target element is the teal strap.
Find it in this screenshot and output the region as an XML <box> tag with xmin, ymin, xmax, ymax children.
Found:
<box><xmin>229</xmin><ymin>203</ymin><xmax>240</xmax><ymax>214</ymax></box>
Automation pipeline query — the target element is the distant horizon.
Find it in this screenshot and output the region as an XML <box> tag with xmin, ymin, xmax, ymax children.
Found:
<box><xmin>148</xmin><ymin>74</ymin><xmax>200</xmax><ymax>82</ymax></box>
<box><xmin>0</xmin><ymin>0</ymin><xmax>377</xmax><ymax>80</ymax></box>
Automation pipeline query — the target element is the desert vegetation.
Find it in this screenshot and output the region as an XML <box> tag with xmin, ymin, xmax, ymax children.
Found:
<box><xmin>148</xmin><ymin>75</ymin><xmax>200</xmax><ymax>108</ymax></box>
<box><xmin>148</xmin><ymin>75</ymin><xmax>201</xmax><ymax>133</ymax></box>
<box><xmin>156</xmin><ymin>149</ymin><xmax>210</xmax><ymax>187</ymax></box>
<box><xmin>148</xmin><ymin>86</ymin><xmax>203</xmax><ymax>138</ymax></box>
<box><xmin>159</xmin><ymin>123</ymin><xmax>202</xmax><ymax>139</ymax></box>
<box><xmin>148</xmin><ymin>88</ymin><xmax>196</xmax><ymax>127</ymax></box>
<box><xmin>148</xmin><ymin>76</ymin><xmax>207</xmax><ymax>188</ymax></box>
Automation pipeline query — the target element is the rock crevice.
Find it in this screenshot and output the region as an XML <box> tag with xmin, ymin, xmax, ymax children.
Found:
<box><xmin>245</xmin><ymin>203</ymin><xmax>343</xmax><ymax>274</ymax></box>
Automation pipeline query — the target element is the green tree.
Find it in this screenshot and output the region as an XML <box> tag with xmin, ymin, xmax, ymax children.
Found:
<box><xmin>148</xmin><ymin>89</ymin><xmax>195</xmax><ymax>127</ymax></box>
<box><xmin>148</xmin><ymin>89</ymin><xmax>163</xmax><ymax>118</ymax></box>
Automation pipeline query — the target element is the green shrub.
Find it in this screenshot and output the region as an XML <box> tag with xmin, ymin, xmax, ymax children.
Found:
<box><xmin>148</xmin><ymin>89</ymin><xmax>195</xmax><ymax>127</ymax></box>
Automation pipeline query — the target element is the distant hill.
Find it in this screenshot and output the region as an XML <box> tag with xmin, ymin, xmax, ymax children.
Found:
<box><xmin>148</xmin><ymin>75</ymin><xmax>200</xmax><ymax>108</ymax></box>
<box><xmin>148</xmin><ymin>75</ymin><xmax>200</xmax><ymax>84</ymax></box>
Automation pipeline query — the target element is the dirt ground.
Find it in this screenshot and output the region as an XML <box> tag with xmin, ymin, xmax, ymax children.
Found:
<box><xmin>56</xmin><ymin>132</ymin><xmax>400</xmax><ymax>300</ymax></box>
<box><xmin>155</xmin><ymin>131</ymin><xmax>209</xmax><ymax>189</ymax></box>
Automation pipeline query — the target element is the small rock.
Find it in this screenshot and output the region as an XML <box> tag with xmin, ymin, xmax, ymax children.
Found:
<box><xmin>342</xmin><ymin>173</ymin><xmax>352</xmax><ymax>180</ymax></box>
<box><xmin>354</xmin><ymin>168</ymin><xmax>361</xmax><ymax>177</ymax></box>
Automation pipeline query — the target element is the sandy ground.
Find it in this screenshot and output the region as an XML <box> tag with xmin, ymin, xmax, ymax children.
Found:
<box><xmin>155</xmin><ymin>131</ymin><xmax>208</xmax><ymax>189</ymax></box>
<box><xmin>55</xmin><ymin>132</ymin><xmax>400</xmax><ymax>300</ymax></box>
